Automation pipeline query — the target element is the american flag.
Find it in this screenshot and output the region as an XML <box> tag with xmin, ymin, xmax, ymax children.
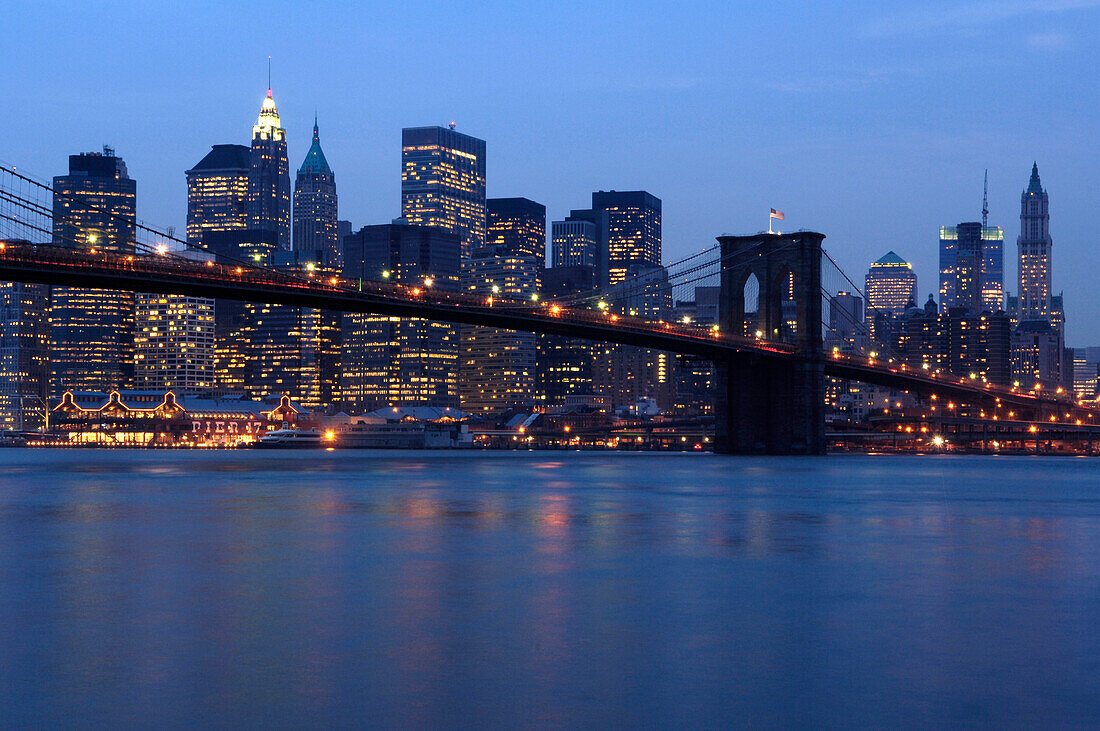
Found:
<box><xmin>770</xmin><ymin>208</ymin><xmax>785</xmax><ymax>220</ymax></box>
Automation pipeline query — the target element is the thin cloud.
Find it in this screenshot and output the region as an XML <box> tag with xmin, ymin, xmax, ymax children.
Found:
<box><xmin>1027</xmin><ymin>31</ymin><xmax>1070</xmax><ymax>49</ymax></box>
<box><xmin>861</xmin><ymin>0</ymin><xmax>1100</xmax><ymax>38</ymax></box>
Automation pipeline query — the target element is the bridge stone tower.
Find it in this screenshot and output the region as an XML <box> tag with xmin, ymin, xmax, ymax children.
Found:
<box><xmin>714</xmin><ymin>231</ymin><xmax>826</xmax><ymax>455</ymax></box>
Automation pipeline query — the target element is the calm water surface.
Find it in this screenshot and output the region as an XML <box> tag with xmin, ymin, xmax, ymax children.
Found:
<box><xmin>1</xmin><ymin>450</ymin><xmax>1099</xmax><ymax>727</ymax></box>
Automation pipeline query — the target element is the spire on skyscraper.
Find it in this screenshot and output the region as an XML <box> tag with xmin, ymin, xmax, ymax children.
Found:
<box><xmin>297</xmin><ymin>118</ymin><xmax>331</xmax><ymax>175</ymax></box>
<box><xmin>255</xmin><ymin>88</ymin><xmax>282</xmax><ymax>133</ymax></box>
<box><xmin>1027</xmin><ymin>162</ymin><xmax>1043</xmax><ymax>195</ymax></box>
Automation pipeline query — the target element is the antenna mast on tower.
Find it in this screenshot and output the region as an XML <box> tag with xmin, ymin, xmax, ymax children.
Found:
<box><xmin>982</xmin><ymin>169</ymin><xmax>989</xmax><ymax>229</ymax></box>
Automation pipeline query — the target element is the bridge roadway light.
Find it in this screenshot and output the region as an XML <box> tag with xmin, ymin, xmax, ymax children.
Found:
<box><xmin>424</xmin><ymin>277</ymin><xmax>433</xmax><ymax>287</ymax></box>
<box><xmin>492</xmin><ymin>284</ymin><xmax>500</xmax><ymax>294</ymax></box>
<box><xmin>382</xmin><ymin>270</ymin><xmax>390</xmax><ymax>279</ymax></box>
<box><xmin>155</xmin><ymin>244</ymin><xmax>168</xmax><ymax>255</ymax></box>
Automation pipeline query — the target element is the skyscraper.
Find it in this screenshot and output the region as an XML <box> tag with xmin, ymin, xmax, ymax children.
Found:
<box><xmin>401</xmin><ymin>125</ymin><xmax>486</xmax><ymax>258</ymax></box>
<box><xmin>134</xmin><ymin>255</ymin><xmax>216</xmax><ymax>396</ymax></box>
<box><xmin>242</xmin><ymin>252</ymin><xmax>340</xmax><ymax>409</ymax></box>
<box><xmin>0</xmin><ymin>276</ymin><xmax>50</xmax><ymax>430</ymax></box>
<box><xmin>592</xmin><ymin>190</ymin><xmax>661</xmax><ymax>287</ymax></box>
<box><xmin>537</xmin><ymin>265</ymin><xmax>598</xmax><ymax>408</ymax></box>
<box><xmin>340</xmin><ymin>222</ymin><xmax>461</xmax><ymax>410</ymax></box>
<box><xmin>551</xmin><ymin>214</ymin><xmax>598</xmax><ymax>269</ymax></box>
<box><xmin>1018</xmin><ymin>162</ymin><xmax>1053</xmax><ymax>322</ymax></box>
<box><xmin>486</xmin><ymin>198</ymin><xmax>546</xmax><ymax>262</ymax></box>
<box><xmin>459</xmin><ymin>246</ymin><xmax>540</xmax><ymax>416</ymax></box>
<box><xmin>248</xmin><ymin>88</ymin><xmax>291</xmax><ymax>254</ymax></box>
<box><xmin>51</xmin><ymin>149</ymin><xmax>137</xmax><ymax>395</ymax></box>
<box><xmin>456</xmin><ymin>199</ymin><xmax>545</xmax><ymax>416</ymax></box>
<box><xmin>939</xmin><ymin>224</ymin><xmax>1004</xmax><ymax>314</ymax></box>
<box><xmin>293</xmin><ymin>119</ymin><xmax>338</xmax><ymax>267</ymax></box>
<box><xmin>865</xmin><ymin>252</ymin><xmax>917</xmax><ymax>318</ymax></box>
<box><xmin>185</xmin><ymin>144</ymin><xmax>250</xmax><ymax>247</ymax></box>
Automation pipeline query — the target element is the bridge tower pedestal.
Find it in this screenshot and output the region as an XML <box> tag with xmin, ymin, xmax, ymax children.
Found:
<box><xmin>714</xmin><ymin>231</ymin><xmax>826</xmax><ymax>455</ymax></box>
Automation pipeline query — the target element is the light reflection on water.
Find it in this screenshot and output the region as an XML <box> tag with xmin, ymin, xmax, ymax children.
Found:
<box><xmin>1</xmin><ymin>451</ymin><xmax>1099</xmax><ymax>726</ymax></box>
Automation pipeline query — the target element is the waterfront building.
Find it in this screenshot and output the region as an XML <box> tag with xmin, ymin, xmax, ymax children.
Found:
<box><xmin>49</xmin><ymin>389</ymin><xmax>302</xmax><ymax>447</ymax></box>
<box><xmin>592</xmin><ymin>190</ymin><xmax>661</xmax><ymax>287</ymax></box>
<box><xmin>536</xmin><ymin>265</ymin><xmax>599</xmax><ymax>408</ymax></box>
<box><xmin>1072</xmin><ymin>347</ymin><xmax>1100</xmax><ymax>400</ymax></box>
<box><xmin>293</xmin><ymin>119</ymin><xmax>339</xmax><ymax>267</ymax></box>
<box><xmin>939</xmin><ymin>224</ymin><xmax>1004</xmax><ymax>314</ymax></box>
<box><xmin>0</xmin><ymin>275</ymin><xmax>50</xmax><ymax>430</ymax></box>
<box><xmin>50</xmin><ymin>149</ymin><xmax>137</xmax><ymax>396</ymax></box>
<box><xmin>400</xmin><ymin>125</ymin><xmax>486</xmax><ymax>258</ymax></box>
<box><xmin>248</xmin><ymin>87</ymin><xmax>291</xmax><ymax>253</ymax></box>
<box><xmin>551</xmin><ymin>214</ymin><xmax>598</xmax><ymax>269</ymax></box>
<box><xmin>185</xmin><ymin>144</ymin><xmax>250</xmax><ymax>247</ymax></box>
<box><xmin>340</xmin><ymin>222</ymin><xmax>461</xmax><ymax>411</ymax></box>
<box><xmin>134</xmin><ymin>250</ymin><xmax>215</xmax><ymax>395</ymax></box>
<box><xmin>459</xmin><ymin>245</ymin><xmax>540</xmax><ymax>417</ymax></box>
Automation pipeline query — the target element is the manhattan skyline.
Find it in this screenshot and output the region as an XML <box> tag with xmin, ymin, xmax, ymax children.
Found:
<box><xmin>3</xmin><ymin>1</ymin><xmax>1099</xmax><ymax>340</ymax></box>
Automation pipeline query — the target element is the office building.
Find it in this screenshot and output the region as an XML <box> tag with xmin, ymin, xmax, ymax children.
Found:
<box><xmin>827</xmin><ymin>291</ymin><xmax>867</xmax><ymax>354</ymax></box>
<box><xmin>537</xmin><ymin>266</ymin><xmax>598</xmax><ymax>408</ymax></box>
<box><xmin>134</xmin><ymin>264</ymin><xmax>216</xmax><ymax>395</ymax></box>
<box><xmin>939</xmin><ymin>224</ymin><xmax>1004</xmax><ymax>314</ymax></box>
<box><xmin>865</xmin><ymin>252</ymin><xmax>917</xmax><ymax>319</ymax></box>
<box><xmin>487</xmin><ymin>197</ymin><xmax>545</xmax><ymax>262</ymax></box>
<box><xmin>0</xmin><ymin>276</ymin><xmax>50</xmax><ymax>430</ymax></box>
<box><xmin>185</xmin><ymin>144</ymin><xmax>250</xmax><ymax>246</ymax></box>
<box><xmin>1018</xmin><ymin>163</ymin><xmax>1053</xmax><ymax>322</ymax></box>
<box><xmin>50</xmin><ymin>149</ymin><xmax>137</xmax><ymax>395</ymax></box>
<box><xmin>293</xmin><ymin>119</ymin><xmax>339</xmax><ymax>267</ymax></box>
<box><xmin>248</xmin><ymin>87</ymin><xmax>291</xmax><ymax>253</ymax></box>
<box><xmin>459</xmin><ymin>245</ymin><xmax>540</xmax><ymax>416</ymax></box>
<box><xmin>340</xmin><ymin>222</ymin><xmax>461</xmax><ymax>411</ymax></box>
<box><xmin>400</xmin><ymin>125</ymin><xmax>486</xmax><ymax>258</ymax></box>
<box><xmin>551</xmin><ymin>215</ymin><xmax>598</xmax><ymax>269</ymax></box>
<box><xmin>592</xmin><ymin>190</ymin><xmax>661</xmax><ymax>287</ymax></box>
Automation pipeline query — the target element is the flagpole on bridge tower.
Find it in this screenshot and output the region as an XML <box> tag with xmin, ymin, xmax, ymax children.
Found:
<box><xmin>768</xmin><ymin>208</ymin><xmax>785</xmax><ymax>234</ymax></box>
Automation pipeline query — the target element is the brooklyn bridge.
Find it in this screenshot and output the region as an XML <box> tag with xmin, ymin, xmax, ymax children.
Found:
<box><xmin>1</xmin><ymin>162</ymin><xmax>1095</xmax><ymax>454</ymax></box>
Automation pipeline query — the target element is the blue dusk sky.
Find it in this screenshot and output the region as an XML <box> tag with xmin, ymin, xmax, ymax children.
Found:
<box><xmin>3</xmin><ymin>1</ymin><xmax>1099</xmax><ymax>341</ymax></box>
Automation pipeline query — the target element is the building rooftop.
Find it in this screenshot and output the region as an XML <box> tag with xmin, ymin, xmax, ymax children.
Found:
<box><xmin>297</xmin><ymin>120</ymin><xmax>331</xmax><ymax>176</ymax></box>
<box><xmin>871</xmin><ymin>251</ymin><xmax>912</xmax><ymax>269</ymax></box>
<box><xmin>188</xmin><ymin>144</ymin><xmax>250</xmax><ymax>173</ymax></box>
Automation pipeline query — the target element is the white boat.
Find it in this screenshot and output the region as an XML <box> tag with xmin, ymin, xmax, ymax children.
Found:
<box><xmin>248</xmin><ymin>428</ymin><xmax>323</xmax><ymax>449</ymax></box>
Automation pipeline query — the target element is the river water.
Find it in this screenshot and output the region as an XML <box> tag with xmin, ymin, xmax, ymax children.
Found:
<box><xmin>1</xmin><ymin>450</ymin><xmax>1098</xmax><ymax>727</ymax></box>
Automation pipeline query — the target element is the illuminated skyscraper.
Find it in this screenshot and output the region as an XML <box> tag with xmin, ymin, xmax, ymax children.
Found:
<box><xmin>134</xmin><ymin>250</ymin><xmax>216</xmax><ymax>395</ymax></box>
<box><xmin>865</xmin><ymin>252</ymin><xmax>917</xmax><ymax>317</ymax></box>
<box><xmin>486</xmin><ymin>197</ymin><xmax>545</xmax><ymax>262</ymax></box>
<box><xmin>248</xmin><ymin>88</ymin><xmax>291</xmax><ymax>254</ymax></box>
<box><xmin>551</xmin><ymin>214</ymin><xmax>598</xmax><ymax>269</ymax></box>
<box><xmin>241</xmin><ymin>252</ymin><xmax>341</xmax><ymax>409</ymax></box>
<box><xmin>51</xmin><ymin>149</ymin><xmax>137</xmax><ymax>395</ymax></box>
<box><xmin>460</xmin><ymin>245</ymin><xmax>540</xmax><ymax>416</ymax></box>
<box><xmin>340</xmin><ymin>223</ymin><xmax>461</xmax><ymax>411</ymax></box>
<box><xmin>293</xmin><ymin>119</ymin><xmax>339</xmax><ymax>267</ymax></box>
<box><xmin>457</xmin><ymin>199</ymin><xmax>545</xmax><ymax>416</ymax></box>
<box><xmin>400</xmin><ymin>125</ymin><xmax>486</xmax><ymax>258</ymax></box>
<box><xmin>939</xmin><ymin>224</ymin><xmax>1004</xmax><ymax>314</ymax></box>
<box><xmin>537</xmin><ymin>266</ymin><xmax>598</xmax><ymax>407</ymax></box>
<box><xmin>592</xmin><ymin>190</ymin><xmax>661</xmax><ymax>287</ymax></box>
<box><xmin>185</xmin><ymin>144</ymin><xmax>250</xmax><ymax>246</ymax></box>
<box><xmin>0</xmin><ymin>275</ymin><xmax>50</xmax><ymax>430</ymax></box>
<box><xmin>1018</xmin><ymin>163</ymin><xmax>1053</xmax><ymax>322</ymax></box>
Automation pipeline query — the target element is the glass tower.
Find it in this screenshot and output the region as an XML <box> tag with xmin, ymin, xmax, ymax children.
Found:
<box><xmin>0</xmin><ymin>277</ymin><xmax>50</xmax><ymax>429</ymax></box>
<box><xmin>50</xmin><ymin>149</ymin><xmax>137</xmax><ymax>396</ymax></box>
<box><xmin>865</xmin><ymin>251</ymin><xmax>917</xmax><ymax>317</ymax></box>
<box><xmin>400</xmin><ymin>125</ymin><xmax>486</xmax><ymax>259</ymax></box>
<box><xmin>939</xmin><ymin>224</ymin><xmax>1004</xmax><ymax>314</ymax></box>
